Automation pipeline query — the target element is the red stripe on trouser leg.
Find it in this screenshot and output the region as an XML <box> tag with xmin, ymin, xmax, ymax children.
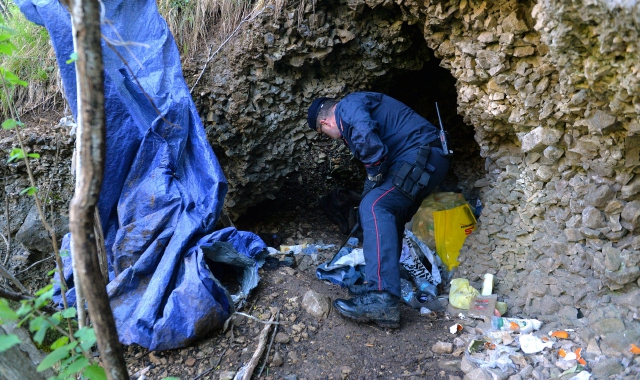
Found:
<box><xmin>371</xmin><ymin>187</ymin><xmax>396</xmax><ymax>292</ymax></box>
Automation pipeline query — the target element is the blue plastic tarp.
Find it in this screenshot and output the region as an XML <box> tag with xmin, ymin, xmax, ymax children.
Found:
<box><xmin>17</xmin><ymin>0</ymin><xmax>266</xmax><ymax>350</ymax></box>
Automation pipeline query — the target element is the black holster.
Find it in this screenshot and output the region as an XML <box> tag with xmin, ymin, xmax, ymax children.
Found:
<box><xmin>392</xmin><ymin>145</ymin><xmax>433</xmax><ymax>201</ymax></box>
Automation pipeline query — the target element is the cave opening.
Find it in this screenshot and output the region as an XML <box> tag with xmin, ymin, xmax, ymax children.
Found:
<box><xmin>369</xmin><ymin>52</ymin><xmax>483</xmax><ymax>203</ymax></box>
<box><xmin>236</xmin><ymin>24</ymin><xmax>484</xmax><ymax>229</ymax></box>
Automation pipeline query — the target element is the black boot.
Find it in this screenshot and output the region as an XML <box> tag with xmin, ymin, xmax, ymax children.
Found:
<box><xmin>347</xmin><ymin>284</ymin><xmax>370</xmax><ymax>296</ymax></box>
<box><xmin>334</xmin><ymin>291</ymin><xmax>400</xmax><ymax>328</ymax></box>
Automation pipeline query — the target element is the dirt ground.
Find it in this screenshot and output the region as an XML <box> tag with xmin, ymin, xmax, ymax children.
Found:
<box><xmin>119</xmin><ymin>188</ymin><xmax>467</xmax><ymax>380</ymax></box>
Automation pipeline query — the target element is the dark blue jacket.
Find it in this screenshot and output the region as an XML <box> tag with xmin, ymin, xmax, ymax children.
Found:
<box><xmin>334</xmin><ymin>92</ymin><xmax>439</xmax><ymax>178</ymax></box>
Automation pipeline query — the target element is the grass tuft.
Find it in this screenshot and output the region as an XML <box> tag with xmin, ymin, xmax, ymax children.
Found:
<box><xmin>157</xmin><ymin>0</ymin><xmax>257</xmax><ymax>59</ymax></box>
<box><xmin>0</xmin><ymin>5</ymin><xmax>57</xmax><ymax>118</ymax></box>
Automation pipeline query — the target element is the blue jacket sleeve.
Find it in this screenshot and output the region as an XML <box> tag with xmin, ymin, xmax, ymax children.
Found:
<box><xmin>339</xmin><ymin>99</ymin><xmax>388</xmax><ymax>177</ymax></box>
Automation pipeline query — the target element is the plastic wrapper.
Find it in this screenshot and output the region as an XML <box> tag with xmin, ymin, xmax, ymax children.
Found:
<box><xmin>412</xmin><ymin>192</ymin><xmax>469</xmax><ymax>249</ymax></box>
<box><xmin>449</xmin><ymin>278</ymin><xmax>479</xmax><ymax>309</ymax></box>
<box><xmin>411</xmin><ymin>192</ymin><xmax>476</xmax><ymax>270</ymax></box>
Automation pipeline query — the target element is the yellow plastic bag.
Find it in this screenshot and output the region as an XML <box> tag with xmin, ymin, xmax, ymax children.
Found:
<box><xmin>411</xmin><ymin>192</ymin><xmax>469</xmax><ymax>250</ymax></box>
<box><xmin>449</xmin><ymin>278</ymin><xmax>479</xmax><ymax>309</ymax></box>
<box><xmin>433</xmin><ymin>203</ymin><xmax>477</xmax><ymax>271</ymax></box>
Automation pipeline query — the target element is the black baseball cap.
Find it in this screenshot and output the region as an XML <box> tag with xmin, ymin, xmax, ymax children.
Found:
<box><xmin>307</xmin><ymin>97</ymin><xmax>329</xmax><ymax>131</ymax></box>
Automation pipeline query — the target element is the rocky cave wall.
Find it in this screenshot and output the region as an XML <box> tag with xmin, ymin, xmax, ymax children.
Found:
<box><xmin>194</xmin><ymin>0</ymin><xmax>640</xmax><ymax>348</ymax></box>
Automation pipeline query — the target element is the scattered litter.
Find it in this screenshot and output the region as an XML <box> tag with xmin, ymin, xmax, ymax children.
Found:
<box><xmin>559</xmin><ymin>348</ymin><xmax>577</xmax><ymax>360</ymax></box>
<box><xmin>331</xmin><ymin>248</ymin><xmax>364</xmax><ymax>267</ymax></box>
<box><xmin>465</xmin><ymin>344</ymin><xmax>517</xmax><ymax>372</ymax></box>
<box><xmin>519</xmin><ymin>334</ymin><xmax>553</xmax><ymax>354</ymax></box>
<box><xmin>449</xmin><ymin>278</ymin><xmax>479</xmax><ymax>309</ymax></box>
<box><xmin>420</xmin><ymin>307</ymin><xmax>433</xmax><ymax>316</ymax></box>
<box><xmin>495</xmin><ymin>301</ymin><xmax>508</xmax><ymax>316</ymax></box>
<box><xmin>568</xmin><ymin>371</ymin><xmax>591</xmax><ymax>380</ymax></box>
<box><xmin>468</xmin><ymin>339</ymin><xmax>485</xmax><ymax>353</ymax></box>
<box><xmin>549</xmin><ymin>330</ymin><xmax>569</xmax><ymax>339</ymax></box>
<box><xmin>486</xmin><ymin>330</ymin><xmax>514</xmax><ymax>346</ymax></box>
<box><xmin>468</xmin><ymin>294</ymin><xmax>497</xmax><ymax>322</ymax></box>
<box><xmin>491</xmin><ymin>316</ymin><xmax>542</xmax><ymax>334</ymax></box>
<box><xmin>481</xmin><ymin>273</ymin><xmax>494</xmax><ymax>296</ymax></box>
<box><xmin>280</xmin><ymin>243</ymin><xmax>336</xmax><ymax>255</ymax></box>
<box><xmin>559</xmin><ymin>364</ymin><xmax>591</xmax><ymax>379</ymax></box>
<box><xmin>266</xmin><ymin>247</ymin><xmax>280</xmax><ymax>255</ymax></box>
<box><xmin>449</xmin><ymin>323</ymin><xmax>463</xmax><ymax>334</ymax></box>
<box><xmin>631</xmin><ymin>343</ymin><xmax>640</xmax><ymax>355</ymax></box>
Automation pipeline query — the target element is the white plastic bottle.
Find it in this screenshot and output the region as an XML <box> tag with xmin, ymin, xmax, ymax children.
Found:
<box><xmin>481</xmin><ymin>273</ymin><xmax>494</xmax><ymax>295</ymax></box>
<box><xmin>491</xmin><ymin>316</ymin><xmax>542</xmax><ymax>334</ymax></box>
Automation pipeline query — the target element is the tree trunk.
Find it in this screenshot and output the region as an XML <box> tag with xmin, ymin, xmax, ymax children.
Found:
<box><xmin>69</xmin><ymin>0</ymin><xmax>129</xmax><ymax>379</ymax></box>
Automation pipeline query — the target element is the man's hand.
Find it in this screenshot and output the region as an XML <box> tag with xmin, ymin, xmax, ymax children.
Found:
<box><xmin>367</xmin><ymin>173</ymin><xmax>384</xmax><ymax>184</ymax></box>
<box><xmin>365</xmin><ymin>159</ymin><xmax>388</xmax><ymax>186</ymax></box>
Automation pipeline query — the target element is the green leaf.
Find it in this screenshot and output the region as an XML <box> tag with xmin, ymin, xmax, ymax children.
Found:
<box><xmin>75</xmin><ymin>327</ymin><xmax>97</xmax><ymax>351</ymax></box>
<box><xmin>29</xmin><ymin>315</ymin><xmax>45</xmax><ymax>332</ymax></box>
<box><xmin>2</xmin><ymin>118</ymin><xmax>23</xmax><ymax>130</ymax></box>
<box><xmin>32</xmin><ymin>318</ymin><xmax>51</xmax><ymax>345</ymax></box>
<box><xmin>34</xmin><ymin>284</ymin><xmax>53</xmax><ymax>308</ymax></box>
<box><xmin>15</xmin><ymin>301</ymin><xmax>33</xmax><ymax>317</ymax></box>
<box><xmin>51</xmin><ymin>311</ymin><xmax>62</xmax><ymax>323</ymax></box>
<box><xmin>20</xmin><ymin>186</ymin><xmax>38</xmax><ymax>196</ymax></box>
<box><xmin>60</xmin><ymin>356</ymin><xmax>89</xmax><ymax>378</ymax></box>
<box><xmin>35</xmin><ymin>283</ymin><xmax>54</xmax><ymax>297</ymax></box>
<box><xmin>83</xmin><ymin>364</ymin><xmax>107</xmax><ymax>380</ymax></box>
<box><xmin>0</xmin><ymin>334</ymin><xmax>21</xmax><ymax>353</ymax></box>
<box><xmin>7</xmin><ymin>148</ymin><xmax>24</xmax><ymax>163</ymax></box>
<box><xmin>27</xmin><ymin>153</ymin><xmax>40</xmax><ymax>159</ymax></box>
<box><xmin>0</xmin><ymin>299</ymin><xmax>18</xmax><ymax>321</ymax></box>
<box><xmin>0</xmin><ymin>68</ymin><xmax>27</xmax><ymax>87</ymax></box>
<box><xmin>50</xmin><ymin>336</ymin><xmax>69</xmax><ymax>350</ymax></box>
<box><xmin>66</xmin><ymin>52</ymin><xmax>77</xmax><ymax>64</ymax></box>
<box><xmin>58</xmin><ymin>353</ymin><xmax>80</xmax><ymax>370</ymax></box>
<box><xmin>0</xmin><ymin>40</ymin><xmax>16</xmax><ymax>55</ymax></box>
<box><xmin>62</xmin><ymin>307</ymin><xmax>76</xmax><ymax>318</ymax></box>
<box><xmin>37</xmin><ymin>342</ymin><xmax>77</xmax><ymax>372</ymax></box>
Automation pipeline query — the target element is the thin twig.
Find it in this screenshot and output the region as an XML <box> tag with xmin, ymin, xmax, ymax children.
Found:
<box><xmin>41</xmin><ymin>134</ymin><xmax>59</xmax><ymax>221</ymax></box>
<box><xmin>190</xmin><ymin>6</ymin><xmax>270</xmax><ymax>93</ymax></box>
<box><xmin>0</xmin><ymin>287</ymin><xmax>58</xmax><ymax>314</ymax></box>
<box><xmin>234</xmin><ymin>311</ymin><xmax>281</xmax><ymax>325</ymax></box>
<box><xmin>237</xmin><ymin>314</ymin><xmax>275</xmax><ymax>380</ymax></box>
<box><xmin>257</xmin><ymin>308</ymin><xmax>280</xmax><ymax>377</ymax></box>
<box><xmin>16</xmin><ymin>255</ymin><xmax>54</xmax><ymax>276</ymax></box>
<box><xmin>0</xmin><ymin>261</ymin><xmax>28</xmax><ymax>293</ymax></box>
<box><xmin>3</xmin><ymin>177</ymin><xmax>10</xmax><ymax>266</ymax></box>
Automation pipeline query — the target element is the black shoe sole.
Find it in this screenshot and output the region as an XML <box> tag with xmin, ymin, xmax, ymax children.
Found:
<box><xmin>334</xmin><ymin>304</ymin><xmax>400</xmax><ymax>329</ymax></box>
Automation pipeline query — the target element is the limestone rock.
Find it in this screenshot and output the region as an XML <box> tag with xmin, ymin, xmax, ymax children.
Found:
<box><xmin>587</xmin><ymin>110</ymin><xmax>618</xmax><ymax>135</ymax></box>
<box><xmin>585</xmin><ymin>185</ymin><xmax>614</xmax><ymax>208</ymax></box>
<box><xmin>431</xmin><ymin>341</ymin><xmax>453</xmax><ymax>354</ymax></box>
<box><xmin>591</xmin><ymin>358</ymin><xmax>623</xmax><ymax>379</ymax></box>
<box><xmin>519</xmin><ymin>127</ymin><xmax>562</xmax><ymax>153</ymax></box>
<box><xmin>582</xmin><ymin>206</ymin><xmax>605</xmax><ymax>229</ymax></box>
<box><xmin>621</xmin><ymin>200</ymin><xmax>640</xmax><ymax>230</ymax></box>
<box><xmin>302</xmin><ymin>290</ymin><xmax>331</xmax><ymax>318</ymax></box>
<box><xmin>621</xmin><ymin>175</ymin><xmax>640</xmax><ymax>199</ymax></box>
